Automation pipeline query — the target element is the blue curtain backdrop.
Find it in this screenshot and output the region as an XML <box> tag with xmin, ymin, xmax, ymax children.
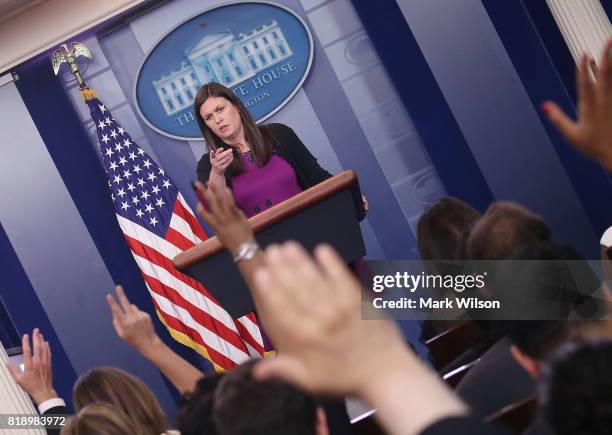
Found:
<box><xmin>351</xmin><ymin>0</ymin><xmax>612</xmax><ymax>258</ymax></box>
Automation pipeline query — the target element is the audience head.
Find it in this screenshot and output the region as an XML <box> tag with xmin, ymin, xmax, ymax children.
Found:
<box><xmin>61</xmin><ymin>402</ymin><xmax>151</xmax><ymax>435</ymax></box>
<box><xmin>417</xmin><ymin>196</ymin><xmax>481</xmax><ymax>261</ymax></box>
<box><xmin>504</xmin><ymin>320</ymin><xmax>573</xmax><ymax>378</ymax></box>
<box><xmin>72</xmin><ymin>367</ymin><xmax>169</xmax><ymax>434</ymax></box>
<box><xmin>466</xmin><ymin>201</ymin><xmax>551</xmax><ymax>260</ymax></box>
<box><xmin>178</xmin><ymin>360</ymin><xmax>327</xmax><ymax>435</ymax></box>
<box><xmin>177</xmin><ymin>374</ymin><xmax>222</xmax><ymax>435</ymax></box>
<box><xmin>540</xmin><ymin>339</ymin><xmax>612</xmax><ymax>435</ymax></box>
<box><xmin>490</xmin><ymin>241</ymin><xmax>603</xmax><ymax>377</ymax></box>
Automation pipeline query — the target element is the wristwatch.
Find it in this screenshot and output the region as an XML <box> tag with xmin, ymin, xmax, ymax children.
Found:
<box><xmin>232</xmin><ymin>240</ymin><xmax>260</xmax><ymax>263</ymax></box>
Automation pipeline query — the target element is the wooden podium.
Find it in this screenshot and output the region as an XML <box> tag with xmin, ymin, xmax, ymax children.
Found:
<box><xmin>173</xmin><ymin>170</ymin><xmax>366</xmax><ymax>318</ymax></box>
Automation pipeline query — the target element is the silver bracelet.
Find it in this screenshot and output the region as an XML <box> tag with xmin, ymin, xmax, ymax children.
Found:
<box><xmin>232</xmin><ymin>240</ymin><xmax>260</xmax><ymax>263</ymax></box>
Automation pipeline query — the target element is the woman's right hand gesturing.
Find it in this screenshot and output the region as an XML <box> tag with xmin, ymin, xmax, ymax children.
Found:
<box><xmin>210</xmin><ymin>147</ymin><xmax>234</xmax><ymax>175</ymax></box>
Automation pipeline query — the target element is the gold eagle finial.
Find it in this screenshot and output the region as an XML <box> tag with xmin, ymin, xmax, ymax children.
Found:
<box><xmin>51</xmin><ymin>42</ymin><xmax>92</xmax><ymax>88</ymax></box>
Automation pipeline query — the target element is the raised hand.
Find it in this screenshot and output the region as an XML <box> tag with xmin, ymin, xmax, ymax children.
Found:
<box><xmin>543</xmin><ymin>40</ymin><xmax>612</xmax><ymax>170</ymax></box>
<box><xmin>250</xmin><ymin>242</ymin><xmax>466</xmax><ymax>435</ymax></box>
<box><xmin>194</xmin><ymin>181</ymin><xmax>254</xmax><ymax>254</ymax></box>
<box><xmin>250</xmin><ymin>242</ymin><xmax>405</xmax><ymax>395</ymax></box>
<box><xmin>106</xmin><ymin>285</ymin><xmax>161</xmax><ymax>352</ymax></box>
<box><xmin>7</xmin><ymin>329</ymin><xmax>57</xmax><ymax>405</ymax></box>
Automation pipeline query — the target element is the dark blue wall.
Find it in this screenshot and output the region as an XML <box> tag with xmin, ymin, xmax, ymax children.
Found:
<box><xmin>353</xmin><ymin>0</ymin><xmax>609</xmax><ymax>258</ymax></box>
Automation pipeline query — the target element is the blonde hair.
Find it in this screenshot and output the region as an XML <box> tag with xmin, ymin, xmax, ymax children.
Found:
<box><xmin>61</xmin><ymin>402</ymin><xmax>149</xmax><ymax>435</ymax></box>
<box><xmin>73</xmin><ymin>367</ymin><xmax>169</xmax><ymax>434</ymax></box>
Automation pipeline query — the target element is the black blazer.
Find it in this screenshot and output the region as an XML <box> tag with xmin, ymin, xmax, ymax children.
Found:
<box><xmin>196</xmin><ymin>123</ymin><xmax>332</xmax><ymax>190</ymax></box>
<box><xmin>42</xmin><ymin>405</ymin><xmax>69</xmax><ymax>435</ymax></box>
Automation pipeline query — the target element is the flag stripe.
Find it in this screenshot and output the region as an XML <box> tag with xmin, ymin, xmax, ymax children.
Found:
<box><xmin>126</xmin><ymin>242</ymin><xmax>242</xmax><ymax>334</ymax></box>
<box><xmin>236</xmin><ymin>313</ymin><xmax>264</xmax><ymax>349</ymax></box>
<box><xmin>122</xmin><ymin>231</ymin><xmax>221</xmax><ymax>305</ymax></box>
<box><xmin>235</xmin><ymin>320</ymin><xmax>264</xmax><ymax>356</ymax></box>
<box><xmin>170</xmin><ymin>203</ymin><xmax>202</xmax><ymax>245</ymax></box>
<box><xmin>145</xmin><ymin>278</ymin><xmax>249</xmax><ymax>363</ymax></box>
<box><xmin>151</xmin><ymin>297</ymin><xmax>241</xmax><ymax>370</ymax></box>
<box><xmin>176</xmin><ymin>194</ymin><xmax>207</xmax><ymax>241</ymax></box>
<box><xmin>166</xmin><ymin>227</ymin><xmax>197</xmax><ymax>251</ymax></box>
<box><xmin>141</xmin><ymin>269</ymin><xmax>248</xmax><ymax>355</ymax></box>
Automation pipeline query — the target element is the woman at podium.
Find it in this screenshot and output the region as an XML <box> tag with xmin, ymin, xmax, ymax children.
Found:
<box><xmin>194</xmin><ymin>82</ymin><xmax>332</xmax><ymax>218</ymax></box>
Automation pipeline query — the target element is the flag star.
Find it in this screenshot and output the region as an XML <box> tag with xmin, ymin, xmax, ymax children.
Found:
<box><xmin>109</xmin><ymin>161</ymin><xmax>119</xmax><ymax>171</ymax></box>
<box><xmin>114</xmin><ymin>142</ymin><xmax>123</xmax><ymax>153</ymax></box>
<box><xmin>117</xmin><ymin>188</ymin><xmax>126</xmax><ymax>198</ymax></box>
<box><xmin>137</xmin><ymin>178</ymin><xmax>145</xmax><ymax>187</ymax></box>
<box><xmin>133</xmin><ymin>165</ymin><xmax>142</xmax><ymax>174</ymax></box>
<box><xmin>136</xmin><ymin>208</ymin><xmax>144</xmax><ymax>218</ymax></box>
<box><xmin>123</xmin><ymin>169</ymin><xmax>132</xmax><ymax>179</ymax></box>
<box><xmin>158</xmin><ymin>168</ymin><xmax>165</xmax><ymax>176</ymax></box>
<box><xmin>143</xmin><ymin>159</ymin><xmax>152</xmax><ymax>169</ymax></box>
<box><xmin>98</xmin><ymin>120</ymin><xmax>106</xmax><ymax>130</ymax></box>
<box><xmin>137</xmin><ymin>148</ymin><xmax>145</xmax><ymax>156</ymax></box>
<box><xmin>128</xmin><ymin>151</ymin><xmax>137</xmax><ymax>161</ymax></box>
<box><xmin>162</xmin><ymin>179</ymin><xmax>172</xmax><ymax>189</ymax></box>
<box><xmin>123</xmin><ymin>138</ymin><xmax>132</xmax><ymax>147</ymax></box>
<box><xmin>110</xmin><ymin>130</ymin><xmax>118</xmax><ymax>140</ymax></box>
<box><xmin>120</xmin><ymin>201</ymin><xmax>130</xmax><ymax>211</ymax></box>
<box><xmin>127</xmin><ymin>183</ymin><xmax>135</xmax><ymax>192</ymax></box>
<box><xmin>141</xmin><ymin>191</ymin><xmax>151</xmax><ymax>200</ymax></box>
<box><xmin>111</xmin><ymin>193</ymin><xmax>115</xmax><ymax>201</ymax></box>
<box><xmin>151</xmin><ymin>185</ymin><xmax>160</xmax><ymax>195</ymax></box>
<box><xmin>131</xmin><ymin>196</ymin><xmax>140</xmax><ymax>205</ymax></box>
<box><xmin>117</xmin><ymin>126</ymin><xmax>124</xmax><ymax>135</ymax></box>
<box><xmin>147</xmin><ymin>172</ymin><xmax>157</xmax><ymax>182</ymax></box>
<box><xmin>101</xmin><ymin>134</ymin><xmax>110</xmax><ymax>144</ymax></box>
<box><xmin>108</xmin><ymin>180</ymin><xmax>112</xmax><ymax>187</ymax></box>
<box><xmin>119</xmin><ymin>156</ymin><xmax>128</xmax><ymax>166</ymax></box>
<box><xmin>155</xmin><ymin>198</ymin><xmax>165</xmax><ymax>208</ymax></box>
<box><xmin>99</xmin><ymin>104</ymin><xmax>107</xmax><ymax>113</ymax></box>
<box><xmin>149</xmin><ymin>216</ymin><xmax>158</xmax><ymax>226</ymax></box>
<box><xmin>104</xmin><ymin>117</ymin><xmax>112</xmax><ymax>125</ymax></box>
<box><xmin>104</xmin><ymin>148</ymin><xmax>114</xmax><ymax>158</ymax></box>
<box><xmin>145</xmin><ymin>203</ymin><xmax>154</xmax><ymax>213</ymax></box>
<box><xmin>113</xmin><ymin>174</ymin><xmax>122</xmax><ymax>184</ymax></box>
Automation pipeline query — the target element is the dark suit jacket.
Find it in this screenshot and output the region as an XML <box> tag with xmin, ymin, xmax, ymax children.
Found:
<box><xmin>42</xmin><ymin>404</ymin><xmax>69</xmax><ymax>435</ymax></box>
<box><xmin>421</xmin><ymin>416</ymin><xmax>513</xmax><ymax>435</ymax></box>
<box><xmin>456</xmin><ymin>337</ymin><xmax>534</xmax><ymax>418</ymax></box>
<box><xmin>523</xmin><ymin>418</ymin><xmax>557</xmax><ymax>435</ymax></box>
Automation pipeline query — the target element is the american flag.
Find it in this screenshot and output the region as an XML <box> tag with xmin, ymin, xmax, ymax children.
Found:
<box><xmin>85</xmin><ymin>96</ymin><xmax>264</xmax><ymax>371</ymax></box>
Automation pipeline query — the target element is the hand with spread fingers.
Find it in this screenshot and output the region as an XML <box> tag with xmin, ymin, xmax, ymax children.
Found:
<box><xmin>194</xmin><ymin>181</ymin><xmax>254</xmax><ymax>254</ymax></box>
<box><xmin>543</xmin><ymin>39</ymin><xmax>612</xmax><ymax>170</ymax></box>
<box><xmin>250</xmin><ymin>242</ymin><xmax>466</xmax><ymax>435</ymax></box>
<box><xmin>106</xmin><ymin>285</ymin><xmax>203</xmax><ymax>393</ymax></box>
<box><xmin>7</xmin><ymin>328</ymin><xmax>58</xmax><ymax>405</ymax></box>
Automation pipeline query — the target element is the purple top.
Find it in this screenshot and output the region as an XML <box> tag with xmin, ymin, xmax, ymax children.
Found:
<box><xmin>232</xmin><ymin>151</ymin><xmax>303</xmax><ymax>218</ymax></box>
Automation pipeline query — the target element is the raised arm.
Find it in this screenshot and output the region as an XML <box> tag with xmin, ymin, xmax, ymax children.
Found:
<box><xmin>249</xmin><ymin>242</ymin><xmax>467</xmax><ymax>435</ymax></box>
<box><xmin>542</xmin><ymin>39</ymin><xmax>612</xmax><ymax>170</ymax></box>
<box><xmin>194</xmin><ymin>181</ymin><xmax>266</xmax><ymax>306</ymax></box>
<box><xmin>106</xmin><ymin>286</ymin><xmax>204</xmax><ymax>394</ymax></box>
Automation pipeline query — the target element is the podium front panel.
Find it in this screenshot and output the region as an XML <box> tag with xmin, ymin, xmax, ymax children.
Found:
<box><xmin>184</xmin><ymin>189</ymin><xmax>366</xmax><ymax>318</ymax></box>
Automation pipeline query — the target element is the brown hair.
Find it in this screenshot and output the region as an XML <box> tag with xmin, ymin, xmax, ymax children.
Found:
<box><xmin>466</xmin><ymin>201</ymin><xmax>551</xmax><ymax>260</ymax></box>
<box><xmin>194</xmin><ymin>82</ymin><xmax>273</xmax><ymax>173</ymax></box>
<box><xmin>61</xmin><ymin>403</ymin><xmax>150</xmax><ymax>435</ymax></box>
<box><xmin>72</xmin><ymin>367</ymin><xmax>169</xmax><ymax>434</ymax></box>
<box><xmin>417</xmin><ymin>196</ymin><xmax>481</xmax><ymax>261</ymax></box>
